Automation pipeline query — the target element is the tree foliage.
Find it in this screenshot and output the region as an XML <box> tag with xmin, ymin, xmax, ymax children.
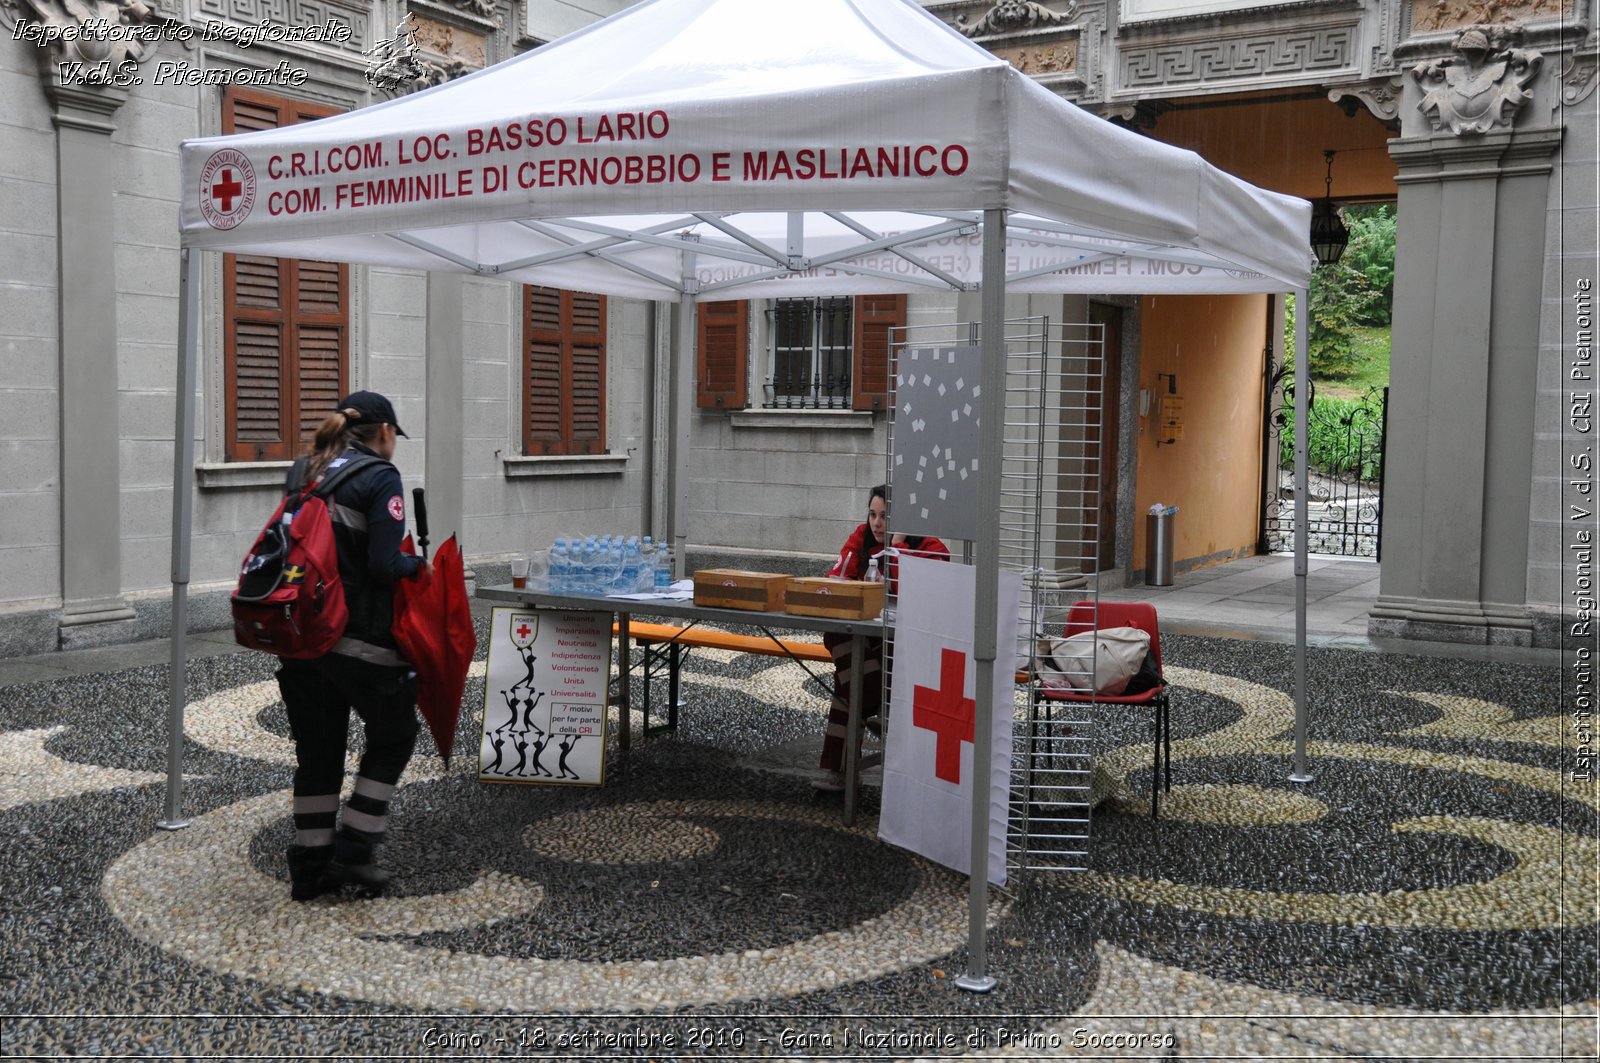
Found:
<box><xmin>1341</xmin><ymin>204</ymin><xmax>1396</xmax><ymax>325</ymax></box>
<box><xmin>1283</xmin><ymin>203</ymin><xmax>1396</xmax><ymax>378</ymax></box>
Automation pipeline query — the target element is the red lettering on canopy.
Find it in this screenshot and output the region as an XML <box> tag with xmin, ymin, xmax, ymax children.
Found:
<box><xmin>912</xmin><ymin>647</ymin><xmax>976</xmax><ymax>785</ymax></box>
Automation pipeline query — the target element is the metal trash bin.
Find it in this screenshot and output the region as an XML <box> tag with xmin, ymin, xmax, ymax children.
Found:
<box><xmin>1146</xmin><ymin>512</ymin><xmax>1175</xmax><ymax>586</ymax></box>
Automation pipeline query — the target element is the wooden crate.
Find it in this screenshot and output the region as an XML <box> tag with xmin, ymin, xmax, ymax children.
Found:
<box><xmin>783</xmin><ymin>577</ymin><xmax>885</xmax><ymax>620</ymax></box>
<box><xmin>692</xmin><ymin>569</ymin><xmax>791</xmax><ymax>612</ymax></box>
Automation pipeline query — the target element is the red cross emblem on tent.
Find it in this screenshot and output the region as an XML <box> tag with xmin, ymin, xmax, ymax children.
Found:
<box><xmin>198</xmin><ymin>148</ymin><xmax>256</xmax><ymax>231</ymax></box>
<box><xmin>912</xmin><ymin>646</ymin><xmax>976</xmax><ymax>785</ymax></box>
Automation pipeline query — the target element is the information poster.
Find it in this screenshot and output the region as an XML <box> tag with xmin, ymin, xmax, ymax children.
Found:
<box><xmin>892</xmin><ymin>345</ymin><xmax>981</xmax><ymax>543</ymax></box>
<box><xmin>479</xmin><ymin>606</ymin><xmax>612</xmax><ymax>786</ymax></box>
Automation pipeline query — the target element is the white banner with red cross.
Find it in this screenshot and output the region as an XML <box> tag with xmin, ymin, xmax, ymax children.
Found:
<box><xmin>879</xmin><ymin>554</ymin><xmax>1020</xmax><ymax>885</ymax></box>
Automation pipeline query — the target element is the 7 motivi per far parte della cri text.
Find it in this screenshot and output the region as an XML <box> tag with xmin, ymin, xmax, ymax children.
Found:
<box><xmin>15</xmin><ymin>15</ymin><xmax>347</xmax><ymax>89</ymax></box>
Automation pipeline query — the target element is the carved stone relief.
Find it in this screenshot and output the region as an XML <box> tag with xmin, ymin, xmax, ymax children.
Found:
<box><xmin>410</xmin><ymin>11</ymin><xmax>485</xmax><ymax>67</ymax></box>
<box><xmin>398</xmin><ymin>54</ymin><xmax>471</xmax><ymax>92</ymax></box>
<box><xmin>956</xmin><ymin>0</ymin><xmax>1077</xmax><ymax>37</ymax></box>
<box><xmin>1557</xmin><ymin>52</ymin><xmax>1598</xmax><ymax>106</ymax></box>
<box><xmin>1120</xmin><ymin>27</ymin><xmax>1354</xmax><ymax>88</ymax></box>
<box><xmin>1412</xmin><ymin>23</ymin><xmax>1542</xmax><ymax>132</ymax></box>
<box><xmin>196</xmin><ymin>0</ymin><xmax>370</xmax><ymax>53</ymax></box>
<box><xmin>411</xmin><ymin>0</ymin><xmax>502</xmax><ymax>34</ymax></box>
<box><xmin>439</xmin><ymin>0</ymin><xmax>494</xmax><ymax>19</ymax></box>
<box><xmin>1328</xmin><ymin>75</ymin><xmax>1406</xmax><ymax>129</ymax></box>
<box><xmin>0</xmin><ymin>0</ymin><xmax>174</xmax><ymax>89</ymax></box>
<box><xmin>1410</xmin><ymin>0</ymin><xmax>1566</xmax><ymax>35</ymax></box>
<box><xmin>994</xmin><ymin>39</ymin><xmax>1077</xmax><ymax>75</ymax></box>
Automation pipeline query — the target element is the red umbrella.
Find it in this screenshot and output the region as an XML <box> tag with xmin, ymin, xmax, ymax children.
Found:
<box><xmin>394</xmin><ymin>533</ymin><xmax>476</xmax><ymax>765</ymax></box>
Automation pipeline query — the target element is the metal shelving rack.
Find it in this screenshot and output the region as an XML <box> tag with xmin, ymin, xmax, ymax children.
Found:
<box><xmin>883</xmin><ymin>315</ymin><xmax>1107</xmax><ymax>875</ymax></box>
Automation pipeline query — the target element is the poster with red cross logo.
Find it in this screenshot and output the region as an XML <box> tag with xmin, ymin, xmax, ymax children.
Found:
<box><xmin>479</xmin><ymin>606</ymin><xmax>611</xmax><ymax>787</ymax></box>
<box><xmin>878</xmin><ymin>554</ymin><xmax>1019</xmax><ymax>884</ymax></box>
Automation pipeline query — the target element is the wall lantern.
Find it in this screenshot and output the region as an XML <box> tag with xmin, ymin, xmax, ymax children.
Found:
<box><xmin>1310</xmin><ymin>149</ymin><xmax>1349</xmax><ymax>266</ymax></box>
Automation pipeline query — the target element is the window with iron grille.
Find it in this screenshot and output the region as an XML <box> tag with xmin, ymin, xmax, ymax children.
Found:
<box><xmin>696</xmin><ymin>294</ymin><xmax>902</xmax><ymax>412</ymax></box>
<box><xmin>764</xmin><ymin>297</ymin><xmax>854</xmax><ymax>409</ymax></box>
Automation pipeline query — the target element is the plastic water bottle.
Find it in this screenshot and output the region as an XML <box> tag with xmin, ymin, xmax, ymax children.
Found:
<box><xmin>639</xmin><ymin>537</ymin><xmax>656</xmax><ymax>592</ymax></box>
<box><xmin>621</xmin><ymin>536</ymin><xmax>641</xmax><ymax>593</ymax></box>
<box><xmin>865</xmin><ymin>557</ymin><xmax>883</xmax><ymax>583</ymax></box>
<box><xmin>549</xmin><ymin>540</ymin><xmax>569</xmax><ymax>594</ymax></box>
<box><xmin>607</xmin><ymin>539</ymin><xmax>626</xmax><ymax>592</ymax></box>
<box><xmin>578</xmin><ymin>536</ymin><xmax>597</xmax><ymax>595</ymax></box>
<box><xmin>654</xmin><ymin>543</ymin><xmax>673</xmax><ymax>591</ymax></box>
<box><xmin>588</xmin><ymin>537</ymin><xmax>604</xmax><ymax>595</ymax></box>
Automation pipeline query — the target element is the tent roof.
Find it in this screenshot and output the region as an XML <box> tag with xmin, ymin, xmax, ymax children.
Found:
<box><xmin>178</xmin><ymin>0</ymin><xmax>1312</xmax><ymax>296</ymax></box>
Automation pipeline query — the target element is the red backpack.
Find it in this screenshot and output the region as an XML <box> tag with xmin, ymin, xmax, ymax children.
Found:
<box><xmin>231</xmin><ymin>455</ymin><xmax>378</xmax><ymax>658</ymax></box>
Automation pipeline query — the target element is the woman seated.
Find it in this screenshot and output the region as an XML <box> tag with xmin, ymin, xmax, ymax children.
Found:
<box><xmin>814</xmin><ymin>484</ymin><xmax>949</xmax><ymax>791</ymax></box>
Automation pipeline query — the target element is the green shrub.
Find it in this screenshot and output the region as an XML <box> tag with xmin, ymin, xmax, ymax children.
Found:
<box><xmin>1278</xmin><ymin>392</ymin><xmax>1386</xmax><ymax>483</ymax></box>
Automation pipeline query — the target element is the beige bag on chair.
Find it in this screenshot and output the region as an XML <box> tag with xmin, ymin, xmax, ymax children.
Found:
<box><xmin>1040</xmin><ymin>626</ymin><xmax>1151</xmax><ymax>695</ymax></box>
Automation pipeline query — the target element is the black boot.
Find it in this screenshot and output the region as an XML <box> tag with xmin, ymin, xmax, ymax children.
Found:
<box><xmin>326</xmin><ymin>827</ymin><xmax>391</xmax><ymax>896</ymax></box>
<box><xmin>286</xmin><ymin>844</ymin><xmax>333</xmax><ymax>902</ymax></box>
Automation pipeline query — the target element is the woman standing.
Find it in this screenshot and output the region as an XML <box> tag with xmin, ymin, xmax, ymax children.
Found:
<box><xmin>278</xmin><ymin>391</ymin><xmax>430</xmax><ymax>900</ymax></box>
<box><xmin>814</xmin><ymin>484</ymin><xmax>949</xmax><ymax>791</ymax></box>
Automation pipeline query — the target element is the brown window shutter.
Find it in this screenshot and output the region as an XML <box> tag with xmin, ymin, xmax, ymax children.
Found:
<box><xmin>224</xmin><ymin>254</ymin><xmax>289</xmax><ymax>462</ymax></box>
<box><xmin>567</xmin><ymin>291</ymin><xmax>607</xmax><ymax>455</ymax></box>
<box><xmin>293</xmin><ymin>258</ymin><xmax>348</xmax><ymax>444</ymax></box>
<box><xmin>851</xmin><ymin>293</ymin><xmax>904</xmax><ymax>412</ymax></box>
<box><xmin>523</xmin><ymin>286</ymin><xmax>607</xmax><ymax>456</ymax></box>
<box><xmin>696</xmin><ymin>300</ymin><xmax>748</xmax><ymax>409</ymax></box>
<box><xmin>222</xmin><ymin>89</ymin><xmax>344</xmax><ymax>462</ymax></box>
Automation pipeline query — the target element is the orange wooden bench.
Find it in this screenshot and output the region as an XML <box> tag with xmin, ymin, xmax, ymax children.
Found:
<box><xmin>610</xmin><ymin>621</ymin><xmax>1025</xmax><ymax>739</ymax></box>
<box><xmin>613</xmin><ymin>620</ymin><xmax>832</xmax><ymax>736</ymax></box>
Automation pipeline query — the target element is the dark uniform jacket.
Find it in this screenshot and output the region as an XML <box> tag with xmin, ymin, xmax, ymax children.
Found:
<box><xmin>287</xmin><ymin>444</ymin><xmax>423</xmax><ymax>667</ymax></box>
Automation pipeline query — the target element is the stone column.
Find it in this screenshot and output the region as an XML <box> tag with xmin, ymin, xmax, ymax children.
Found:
<box><xmin>9</xmin><ymin>0</ymin><xmax>172</xmax><ymax>648</ymax></box>
<box><xmin>51</xmin><ymin>82</ymin><xmax>138</xmax><ymax>649</ymax></box>
<box><xmin>1370</xmin><ymin>25</ymin><xmax>1560</xmax><ymax>646</ymax></box>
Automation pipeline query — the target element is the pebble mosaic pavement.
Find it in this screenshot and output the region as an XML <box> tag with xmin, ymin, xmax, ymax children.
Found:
<box><xmin>0</xmin><ymin>620</ymin><xmax>1595</xmax><ymax>1060</ymax></box>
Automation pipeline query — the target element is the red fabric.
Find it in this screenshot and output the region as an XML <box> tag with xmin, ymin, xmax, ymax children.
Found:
<box><xmin>825</xmin><ymin>523</ymin><xmax>878</xmax><ymax>579</ymax></box>
<box><xmin>1040</xmin><ymin>600</ymin><xmax>1166</xmax><ymax>706</ymax></box>
<box><xmin>824</xmin><ymin>524</ymin><xmax>950</xmax><ymax>593</ymax></box>
<box><xmin>392</xmin><ymin>534</ymin><xmax>476</xmax><ymax>764</ymax></box>
<box><xmin>232</xmin><ymin>491</ymin><xmax>349</xmax><ymax>659</ymax></box>
<box><xmin>882</xmin><ymin>535</ymin><xmax>949</xmax><ymax>594</ymax></box>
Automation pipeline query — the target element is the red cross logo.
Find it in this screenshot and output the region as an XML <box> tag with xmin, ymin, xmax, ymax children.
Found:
<box><xmin>516</xmin><ymin>622</ymin><xmax>532</xmax><ymax>641</ymax></box>
<box><xmin>912</xmin><ymin>647</ymin><xmax>976</xmax><ymax>785</ymax></box>
<box><xmin>212</xmin><ymin>169</ymin><xmax>242</xmax><ymax>211</ymax></box>
<box><xmin>198</xmin><ymin>149</ymin><xmax>256</xmax><ymax>231</ymax></box>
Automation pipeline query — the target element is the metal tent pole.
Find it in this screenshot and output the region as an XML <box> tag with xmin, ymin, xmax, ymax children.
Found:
<box><xmin>670</xmin><ymin>238</ymin><xmax>698</xmax><ymax>579</ymax></box>
<box><xmin>957</xmin><ymin>207</ymin><xmax>1007</xmax><ymax>993</ymax></box>
<box><xmin>159</xmin><ymin>248</ymin><xmax>200</xmax><ymax>831</ymax></box>
<box><xmin>1290</xmin><ymin>286</ymin><xmax>1313</xmax><ymax>785</ymax></box>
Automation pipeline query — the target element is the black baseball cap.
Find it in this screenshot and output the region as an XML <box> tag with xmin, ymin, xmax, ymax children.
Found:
<box><xmin>338</xmin><ymin>391</ymin><xmax>407</xmax><ymax>436</ymax></box>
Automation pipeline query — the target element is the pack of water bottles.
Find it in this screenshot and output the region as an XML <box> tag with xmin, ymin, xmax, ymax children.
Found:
<box><xmin>547</xmin><ymin>534</ymin><xmax>673</xmax><ymax>596</ymax></box>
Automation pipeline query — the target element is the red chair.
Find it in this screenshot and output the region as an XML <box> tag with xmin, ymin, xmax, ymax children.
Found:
<box><xmin>1038</xmin><ymin>600</ymin><xmax>1171</xmax><ymax>819</ymax></box>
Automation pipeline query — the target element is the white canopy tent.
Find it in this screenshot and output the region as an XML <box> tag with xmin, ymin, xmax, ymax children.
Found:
<box><xmin>167</xmin><ymin>0</ymin><xmax>1317</xmax><ymax>988</ymax></box>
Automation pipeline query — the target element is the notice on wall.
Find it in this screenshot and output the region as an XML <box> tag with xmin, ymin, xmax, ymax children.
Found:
<box><xmin>479</xmin><ymin>606</ymin><xmax>612</xmax><ymax>787</ymax></box>
<box><xmin>1159</xmin><ymin>393</ymin><xmax>1185</xmax><ymax>445</ymax></box>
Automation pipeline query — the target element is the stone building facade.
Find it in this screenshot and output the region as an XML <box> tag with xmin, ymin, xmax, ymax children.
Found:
<box><xmin>0</xmin><ymin>0</ymin><xmax>1593</xmax><ymax>654</ymax></box>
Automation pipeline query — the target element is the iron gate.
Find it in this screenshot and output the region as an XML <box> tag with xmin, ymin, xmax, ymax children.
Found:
<box><xmin>1263</xmin><ymin>373</ymin><xmax>1387</xmax><ymax>559</ymax></box>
